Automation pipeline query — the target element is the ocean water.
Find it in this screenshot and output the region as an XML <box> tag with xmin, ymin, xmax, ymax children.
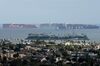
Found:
<box><xmin>0</xmin><ymin>28</ymin><xmax>100</xmax><ymax>42</ymax></box>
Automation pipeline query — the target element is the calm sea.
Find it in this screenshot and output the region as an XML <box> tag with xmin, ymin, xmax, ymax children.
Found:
<box><xmin>0</xmin><ymin>28</ymin><xmax>100</xmax><ymax>42</ymax></box>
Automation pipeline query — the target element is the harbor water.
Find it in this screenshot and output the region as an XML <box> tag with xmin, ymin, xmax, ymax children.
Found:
<box><xmin>0</xmin><ymin>28</ymin><xmax>100</xmax><ymax>42</ymax></box>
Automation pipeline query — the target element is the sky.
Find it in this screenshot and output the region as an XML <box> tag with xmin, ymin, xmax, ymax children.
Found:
<box><xmin>0</xmin><ymin>0</ymin><xmax>100</xmax><ymax>24</ymax></box>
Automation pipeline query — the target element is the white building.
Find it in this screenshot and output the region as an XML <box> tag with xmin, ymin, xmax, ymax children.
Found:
<box><xmin>95</xmin><ymin>44</ymin><xmax>100</xmax><ymax>50</ymax></box>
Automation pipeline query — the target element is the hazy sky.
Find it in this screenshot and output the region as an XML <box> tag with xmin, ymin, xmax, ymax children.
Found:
<box><xmin>0</xmin><ymin>0</ymin><xmax>100</xmax><ymax>24</ymax></box>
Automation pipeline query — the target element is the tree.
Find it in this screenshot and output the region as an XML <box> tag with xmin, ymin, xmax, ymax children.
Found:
<box><xmin>13</xmin><ymin>53</ymin><xmax>19</xmax><ymax>58</ymax></box>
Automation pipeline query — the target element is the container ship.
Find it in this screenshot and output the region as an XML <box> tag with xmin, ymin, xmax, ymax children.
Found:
<box><xmin>3</xmin><ymin>24</ymin><xmax>37</xmax><ymax>29</ymax></box>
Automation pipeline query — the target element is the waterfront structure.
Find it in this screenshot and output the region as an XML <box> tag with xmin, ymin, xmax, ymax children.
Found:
<box><xmin>26</xmin><ymin>33</ymin><xmax>89</xmax><ymax>40</ymax></box>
